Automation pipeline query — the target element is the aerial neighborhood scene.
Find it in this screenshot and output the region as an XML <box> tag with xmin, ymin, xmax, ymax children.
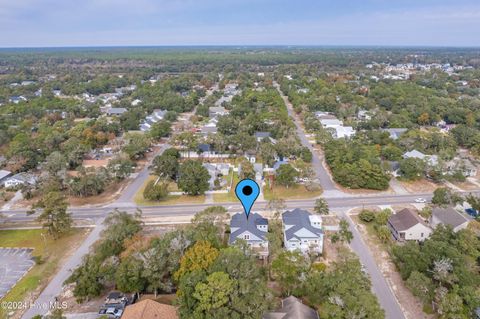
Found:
<box><xmin>1</xmin><ymin>1</ymin><xmax>480</xmax><ymax>319</ymax></box>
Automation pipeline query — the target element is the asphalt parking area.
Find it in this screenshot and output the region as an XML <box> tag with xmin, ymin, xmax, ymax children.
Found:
<box><xmin>0</xmin><ymin>248</ymin><xmax>34</xmax><ymax>299</ymax></box>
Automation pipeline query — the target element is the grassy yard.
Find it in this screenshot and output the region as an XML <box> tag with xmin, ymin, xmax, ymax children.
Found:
<box><xmin>263</xmin><ymin>183</ymin><xmax>322</xmax><ymax>201</ymax></box>
<box><xmin>134</xmin><ymin>175</ymin><xmax>205</xmax><ymax>206</ymax></box>
<box><xmin>0</xmin><ymin>228</ymin><xmax>89</xmax><ymax>318</ymax></box>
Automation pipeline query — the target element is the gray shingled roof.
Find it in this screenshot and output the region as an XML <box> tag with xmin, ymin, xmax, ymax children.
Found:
<box><xmin>432</xmin><ymin>207</ymin><xmax>469</xmax><ymax>228</ymax></box>
<box><xmin>282</xmin><ymin>208</ymin><xmax>322</xmax><ymax>241</ymax></box>
<box><xmin>229</xmin><ymin>212</ymin><xmax>268</xmax><ymax>244</ymax></box>
<box><xmin>388</xmin><ymin>208</ymin><xmax>426</xmax><ymax>231</ymax></box>
<box><xmin>263</xmin><ymin>296</ymin><xmax>318</xmax><ymax>319</ymax></box>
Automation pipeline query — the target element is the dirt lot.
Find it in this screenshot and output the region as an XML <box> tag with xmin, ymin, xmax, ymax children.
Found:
<box><xmin>349</xmin><ymin>210</ymin><xmax>433</xmax><ymax>319</ymax></box>
<box><xmin>400</xmin><ymin>179</ymin><xmax>438</xmax><ymax>193</ymax></box>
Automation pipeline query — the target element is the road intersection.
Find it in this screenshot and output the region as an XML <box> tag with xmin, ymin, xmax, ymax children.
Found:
<box><xmin>10</xmin><ymin>85</ymin><xmax>480</xmax><ymax>319</ymax></box>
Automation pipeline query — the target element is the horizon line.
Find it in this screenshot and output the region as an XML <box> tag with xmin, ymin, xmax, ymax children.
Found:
<box><xmin>1</xmin><ymin>44</ymin><xmax>480</xmax><ymax>50</ymax></box>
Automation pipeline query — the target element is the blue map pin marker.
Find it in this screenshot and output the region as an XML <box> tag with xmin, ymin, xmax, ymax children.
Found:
<box><xmin>235</xmin><ymin>179</ymin><xmax>260</xmax><ymax>219</ymax></box>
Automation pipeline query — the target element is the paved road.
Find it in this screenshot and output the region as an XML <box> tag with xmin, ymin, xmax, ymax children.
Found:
<box><xmin>275</xmin><ymin>82</ymin><xmax>406</xmax><ymax>318</ymax></box>
<box><xmin>2</xmin><ymin>192</ymin><xmax>444</xmax><ymax>222</ymax></box>
<box><xmin>274</xmin><ymin>82</ymin><xmax>337</xmax><ymax>192</ymax></box>
<box><xmin>22</xmin><ymin>218</ymin><xmax>105</xmax><ymax>319</ymax></box>
<box><xmin>10</xmin><ymin>83</ymin><xmax>480</xmax><ymax>318</ymax></box>
<box><xmin>341</xmin><ymin>211</ymin><xmax>405</xmax><ymax>319</ymax></box>
<box><xmin>114</xmin><ymin>144</ymin><xmax>169</xmax><ymax>205</ymax></box>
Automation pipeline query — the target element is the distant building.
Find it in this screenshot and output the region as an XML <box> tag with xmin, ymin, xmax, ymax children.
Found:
<box><xmin>140</xmin><ymin>109</ymin><xmax>167</xmax><ymax>131</ymax></box>
<box><xmin>4</xmin><ymin>173</ymin><xmax>37</xmax><ymax>188</ymax></box>
<box><xmin>381</xmin><ymin>128</ymin><xmax>408</xmax><ymax>140</ymax></box>
<box><xmin>430</xmin><ymin>207</ymin><xmax>469</xmax><ymax>232</ymax></box>
<box><xmin>403</xmin><ymin>150</ymin><xmax>438</xmax><ymax>166</ymax></box>
<box><xmin>282</xmin><ymin>208</ymin><xmax>324</xmax><ymax>254</ymax></box>
<box><xmin>255</xmin><ymin>131</ymin><xmax>277</xmax><ymax>144</ymax></box>
<box><xmin>387</xmin><ymin>208</ymin><xmax>432</xmax><ymax>242</ymax></box>
<box><xmin>122</xmin><ymin>299</ymin><xmax>178</xmax><ymax>319</ymax></box>
<box><xmin>208</xmin><ymin>106</ymin><xmax>228</xmax><ymax>118</ymax></box>
<box><xmin>332</xmin><ymin>126</ymin><xmax>355</xmax><ymax>139</ymax></box>
<box><xmin>103</xmin><ymin>107</ymin><xmax>128</xmax><ymax>116</ymax></box>
<box><xmin>263</xmin><ymin>295</ymin><xmax>319</xmax><ymax>319</ymax></box>
<box><xmin>229</xmin><ymin>212</ymin><xmax>269</xmax><ymax>258</ymax></box>
<box><xmin>9</xmin><ymin>96</ymin><xmax>27</xmax><ymax>104</ymax></box>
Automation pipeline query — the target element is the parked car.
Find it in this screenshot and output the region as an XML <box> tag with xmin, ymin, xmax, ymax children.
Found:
<box><xmin>414</xmin><ymin>198</ymin><xmax>427</xmax><ymax>203</ymax></box>
<box><xmin>465</xmin><ymin>208</ymin><xmax>479</xmax><ymax>218</ymax></box>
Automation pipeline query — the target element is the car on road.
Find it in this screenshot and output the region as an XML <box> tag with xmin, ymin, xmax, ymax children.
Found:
<box><xmin>414</xmin><ymin>197</ymin><xmax>427</xmax><ymax>203</ymax></box>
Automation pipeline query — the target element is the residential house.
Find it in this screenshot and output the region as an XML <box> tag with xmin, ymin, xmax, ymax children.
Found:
<box><xmin>202</xmin><ymin>163</ymin><xmax>229</xmax><ymax>189</ymax></box>
<box><xmin>208</xmin><ymin>106</ymin><xmax>228</xmax><ymax>118</ymax></box>
<box><xmin>282</xmin><ymin>208</ymin><xmax>324</xmax><ymax>254</ymax></box>
<box><xmin>9</xmin><ymin>96</ymin><xmax>27</xmax><ymax>104</ymax></box>
<box><xmin>122</xmin><ymin>299</ymin><xmax>178</xmax><ymax>319</ymax></box>
<box><xmin>244</xmin><ymin>152</ymin><xmax>256</xmax><ymax>163</ymax></box>
<box><xmin>200</xmin><ymin>120</ymin><xmax>218</xmax><ymax>135</ymax></box>
<box><xmin>263</xmin><ymin>296</ymin><xmax>319</xmax><ymax>319</ymax></box>
<box><xmin>4</xmin><ymin>173</ymin><xmax>37</xmax><ymax>188</ymax></box>
<box><xmin>0</xmin><ymin>170</ymin><xmax>12</xmax><ymax>185</ymax></box>
<box><xmin>197</xmin><ymin>143</ymin><xmax>216</xmax><ymax>157</ymax></box>
<box><xmin>381</xmin><ymin>128</ymin><xmax>408</xmax><ymax>140</ymax></box>
<box><xmin>332</xmin><ymin>126</ymin><xmax>355</xmax><ymax>139</ymax></box>
<box><xmin>255</xmin><ymin>131</ymin><xmax>277</xmax><ymax>144</ymax></box>
<box><xmin>102</xmin><ymin>107</ymin><xmax>128</xmax><ymax>116</ymax></box>
<box><xmin>430</xmin><ymin>207</ymin><xmax>469</xmax><ymax>232</ymax></box>
<box><xmin>140</xmin><ymin>109</ymin><xmax>167</xmax><ymax>132</ymax></box>
<box><xmin>387</xmin><ymin>208</ymin><xmax>432</xmax><ymax>241</ymax></box>
<box><xmin>315</xmin><ymin>112</ymin><xmax>355</xmax><ymax>139</ymax></box>
<box><xmin>403</xmin><ymin>150</ymin><xmax>439</xmax><ymax>166</ymax></box>
<box><xmin>229</xmin><ymin>212</ymin><xmax>269</xmax><ymax>258</ymax></box>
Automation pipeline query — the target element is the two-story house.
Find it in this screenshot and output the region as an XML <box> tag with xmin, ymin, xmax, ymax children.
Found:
<box><xmin>229</xmin><ymin>212</ymin><xmax>269</xmax><ymax>258</ymax></box>
<box><xmin>282</xmin><ymin>208</ymin><xmax>324</xmax><ymax>254</ymax></box>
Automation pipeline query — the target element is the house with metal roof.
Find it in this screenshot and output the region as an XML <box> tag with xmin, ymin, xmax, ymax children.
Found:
<box><xmin>0</xmin><ymin>170</ymin><xmax>12</xmax><ymax>185</ymax></box>
<box><xmin>403</xmin><ymin>150</ymin><xmax>439</xmax><ymax>166</ymax></box>
<box><xmin>4</xmin><ymin>173</ymin><xmax>37</xmax><ymax>188</ymax></box>
<box><xmin>229</xmin><ymin>212</ymin><xmax>269</xmax><ymax>258</ymax></box>
<box><xmin>282</xmin><ymin>209</ymin><xmax>324</xmax><ymax>254</ymax></box>
<box><xmin>103</xmin><ymin>107</ymin><xmax>128</xmax><ymax>116</ymax></box>
<box><xmin>430</xmin><ymin>207</ymin><xmax>469</xmax><ymax>232</ymax></box>
<box><xmin>387</xmin><ymin>208</ymin><xmax>432</xmax><ymax>241</ymax></box>
<box><xmin>263</xmin><ymin>296</ymin><xmax>319</xmax><ymax>319</ymax></box>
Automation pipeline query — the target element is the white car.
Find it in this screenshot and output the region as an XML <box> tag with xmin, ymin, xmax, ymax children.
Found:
<box><xmin>414</xmin><ymin>197</ymin><xmax>427</xmax><ymax>203</ymax></box>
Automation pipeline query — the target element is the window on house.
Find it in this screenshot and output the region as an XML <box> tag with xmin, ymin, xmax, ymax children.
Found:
<box><xmin>421</xmin><ymin>233</ymin><xmax>424</xmax><ymax>237</ymax></box>
<box><xmin>244</xmin><ymin>234</ymin><xmax>250</xmax><ymax>240</ymax></box>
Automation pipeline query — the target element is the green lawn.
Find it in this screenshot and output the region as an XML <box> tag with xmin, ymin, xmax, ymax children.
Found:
<box><xmin>263</xmin><ymin>183</ymin><xmax>322</xmax><ymax>201</ymax></box>
<box><xmin>134</xmin><ymin>175</ymin><xmax>205</xmax><ymax>206</ymax></box>
<box><xmin>0</xmin><ymin>229</ymin><xmax>89</xmax><ymax>318</ymax></box>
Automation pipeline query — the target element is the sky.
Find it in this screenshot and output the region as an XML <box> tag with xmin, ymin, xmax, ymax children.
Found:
<box><xmin>1</xmin><ymin>0</ymin><xmax>480</xmax><ymax>47</ymax></box>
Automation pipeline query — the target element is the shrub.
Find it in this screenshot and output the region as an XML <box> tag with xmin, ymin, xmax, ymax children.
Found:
<box><xmin>143</xmin><ymin>180</ymin><xmax>169</xmax><ymax>201</ymax></box>
<box><xmin>359</xmin><ymin>210</ymin><xmax>375</xmax><ymax>223</ymax></box>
